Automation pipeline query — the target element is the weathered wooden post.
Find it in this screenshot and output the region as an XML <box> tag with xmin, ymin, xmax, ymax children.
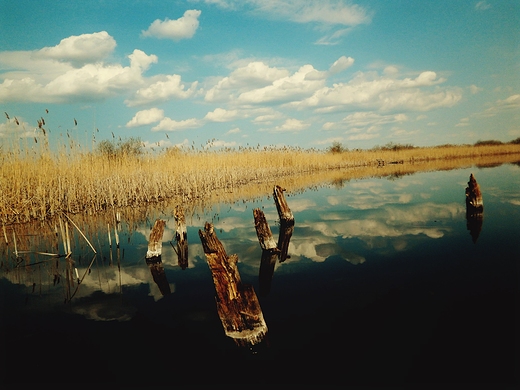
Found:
<box><xmin>465</xmin><ymin>173</ymin><xmax>484</xmax><ymax>243</ymax></box>
<box><xmin>146</xmin><ymin>219</ymin><xmax>171</xmax><ymax>296</ymax></box>
<box><xmin>273</xmin><ymin>185</ymin><xmax>294</xmax><ymax>262</ymax></box>
<box><xmin>199</xmin><ymin>222</ymin><xmax>267</xmax><ymax>346</ymax></box>
<box><xmin>253</xmin><ymin>208</ymin><xmax>279</xmax><ymax>252</ymax></box>
<box><xmin>173</xmin><ymin>205</ymin><xmax>188</xmax><ymax>270</ymax></box>
<box><xmin>273</xmin><ymin>185</ymin><xmax>294</xmax><ymax>224</ymax></box>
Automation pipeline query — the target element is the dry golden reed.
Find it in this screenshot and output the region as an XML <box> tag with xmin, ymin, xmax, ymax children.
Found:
<box><xmin>1</xmin><ymin>130</ymin><xmax>519</xmax><ymax>225</ymax></box>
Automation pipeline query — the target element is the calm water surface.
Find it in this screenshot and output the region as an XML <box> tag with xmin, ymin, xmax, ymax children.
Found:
<box><xmin>1</xmin><ymin>163</ymin><xmax>518</xmax><ymax>386</ymax></box>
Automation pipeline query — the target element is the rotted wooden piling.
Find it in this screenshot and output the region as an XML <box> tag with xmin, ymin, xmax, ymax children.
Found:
<box><xmin>273</xmin><ymin>185</ymin><xmax>294</xmax><ymax>225</ymax></box>
<box><xmin>146</xmin><ymin>219</ymin><xmax>166</xmax><ymax>260</ymax></box>
<box><xmin>199</xmin><ymin>222</ymin><xmax>267</xmax><ymax>346</ymax></box>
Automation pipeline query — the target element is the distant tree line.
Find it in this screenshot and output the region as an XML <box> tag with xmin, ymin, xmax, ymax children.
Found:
<box><xmin>327</xmin><ymin>137</ymin><xmax>520</xmax><ymax>154</ymax></box>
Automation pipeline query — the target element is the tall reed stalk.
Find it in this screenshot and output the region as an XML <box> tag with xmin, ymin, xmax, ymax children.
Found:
<box><xmin>1</xmin><ymin>125</ymin><xmax>519</xmax><ymax>225</ymax></box>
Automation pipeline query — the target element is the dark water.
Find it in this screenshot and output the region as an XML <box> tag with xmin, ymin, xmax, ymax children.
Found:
<box><xmin>1</xmin><ymin>164</ymin><xmax>518</xmax><ymax>386</ymax></box>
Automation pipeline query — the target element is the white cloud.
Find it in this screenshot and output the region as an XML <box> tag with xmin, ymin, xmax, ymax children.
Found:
<box><xmin>252</xmin><ymin>110</ymin><xmax>284</xmax><ymax>124</ymax></box>
<box><xmin>226</xmin><ymin>127</ymin><xmax>241</xmax><ymax>134</ymax></box>
<box><xmin>37</xmin><ymin>31</ymin><xmax>116</xmax><ymax>66</ymax></box>
<box><xmin>328</xmin><ymin>56</ymin><xmax>355</xmax><ymax>75</ymax></box>
<box><xmin>142</xmin><ymin>10</ymin><xmax>201</xmax><ymax>40</ymax></box>
<box><xmin>294</xmin><ymin>70</ymin><xmax>462</xmax><ymax>112</ymax></box>
<box><xmin>126</xmin><ymin>108</ymin><xmax>164</xmax><ymax>128</ymax></box>
<box><xmin>238</xmin><ymin>64</ymin><xmax>326</xmax><ymax>104</ymax></box>
<box><xmin>342</xmin><ymin>112</ymin><xmax>408</xmax><ymax>127</ymax></box>
<box><xmin>205</xmin><ymin>139</ymin><xmax>238</xmax><ymax>149</ymax></box>
<box><xmin>270</xmin><ymin>118</ymin><xmax>310</xmax><ymax>132</ymax></box>
<box><xmin>126</xmin><ymin>74</ymin><xmax>198</xmax><ymax>106</ymax></box>
<box><xmin>239</xmin><ymin>0</ymin><xmax>371</xmax><ymax>26</ymax></box>
<box><xmin>0</xmin><ymin>44</ymin><xmax>158</xmax><ymax>103</ymax></box>
<box><xmin>152</xmin><ymin>117</ymin><xmax>201</xmax><ymax>131</ymax></box>
<box><xmin>477</xmin><ymin>94</ymin><xmax>520</xmax><ymax>117</ymax></box>
<box><xmin>204</xmin><ymin>108</ymin><xmax>240</xmax><ymax>122</ymax></box>
<box><xmin>315</xmin><ymin>28</ymin><xmax>353</xmax><ymax>45</ymax></box>
<box><xmin>205</xmin><ymin>61</ymin><xmax>289</xmax><ymax>102</ymax></box>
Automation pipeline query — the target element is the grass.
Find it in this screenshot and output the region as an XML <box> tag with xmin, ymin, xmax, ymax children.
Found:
<box><xmin>1</xmin><ymin>116</ymin><xmax>520</xmax><ymax>225</ymax></box>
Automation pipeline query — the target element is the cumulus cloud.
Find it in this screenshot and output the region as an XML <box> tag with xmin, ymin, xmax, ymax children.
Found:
<box><xmin>0</xmin><ymin>36</ymin><xmax>158</xmax><ymax>104</ymax></box>
<box><xmin>270</xmin><ymin>118</ymin><xmax>310</xmax><ymax>132</ymax></box>
<box><xmin>328</xmin><ymin>56</ymin><xmax>355</xmax><ymax>75</ymax></box>
<box><xmin>205</xmin><ymin>61</ymin><xmax>289</xmax><ymax>102</ymax></box>
<box><xmin>204</xmin><ymin>108</ymin><xmax>240</xmax><ymax>122</ymax></box>
<box><xmin>142</xmin><ymin>10</ymin><xmax>201</xmax><ymax>40</ymax></box>
<box><xmin>126</xmin><ymin>108</ymin><xmax>164</xmax><ymax>127</ymax></box>
<box><xmin>37</xmin><ymin>31</ymin><xmax>116</xmax><ymax>66</ymax></box>
<box><xmin>126</xmin><ymin>74</ymin><xmax>198</xmax><ymax>106</ymax></box>
<box><xmin>237</xmin><ymin>64</ymin><xmax>326</xmax><ymax>104</ymax></box>
<box><xmin>294</xmin><ymin>70</ymin><xmax>462</xmax><ymax>112</ymax></box>
<box><xmin>152</xmin><ymin>117</ymin><xmax>201</xmax><ymax>131</ymax></box>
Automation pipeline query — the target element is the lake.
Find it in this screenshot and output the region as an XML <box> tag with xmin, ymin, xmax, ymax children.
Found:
<box><xmin>1</xmin><ymin>162</ymin><xmax>518</xmax><ymax>386</ymax></box>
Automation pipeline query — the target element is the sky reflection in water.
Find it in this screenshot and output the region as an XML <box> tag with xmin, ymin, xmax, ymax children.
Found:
<box><xmin>1</xmin><ymin>163</ymin><xmax>519</xmax><ymax>385</ymax></box>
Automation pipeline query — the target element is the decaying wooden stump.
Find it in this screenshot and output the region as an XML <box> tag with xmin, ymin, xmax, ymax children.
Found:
<box><xmin>146</xmin><ymin>219</ymin><xmax>166</xmax><ymax>260</ymax></box>
<box><xmin>145</xmin><ymin>219</ymin><xmax>171</xmax><ymax>296</ymax></box>
<box><xmin>173</xmin><ymin>205</ymin><xmax>188</xmax><ymax>270</ymax></box>
<box><xmin>465</xmin><ymin>173</ymin><xmax>483</xmax><ymax>212</ymax></box>
<box><xmin>273</xmin><ymin>185</ymin><xmax>294</xmax><ymax>225</ymax></box>
<box><xmin>198</xmin><ymin>222</ymin><xmax>267</xmax><ymax>346</ymax></box>
<box><xmin>465</xmin><ymin>174</ymin><xmax>484</xmax><ymax>244</ymax></box>
<box><xmin>253</xmin><ymin>208</ymin><xmax>279</xmax><ymax>252</ymax></box>
<box><xmin>273</xmin><ymin>185</ymin><xmax>294</xmax><ymax>262</ymax></box>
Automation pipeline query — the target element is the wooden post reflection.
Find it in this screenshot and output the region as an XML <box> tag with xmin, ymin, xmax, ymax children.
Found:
<box><xmin>173</xmin><ymin>205</ymin><xmax>189</xmax><ymax>270</ymax></box>
<box><xmin>253</xmin><ymin>208</ymin><xmax>280</xmax><ymax>296</ymax></box>
<box><xmin>465</xmin><ymin>173</ymin><xmax>484</xmax><ymax>243</ymax></box>
<box><xmin>146</xmin><ymin>219</ymin><xmax>171</xmax><ymax>296</ymax></box>
<box><xmin>273</xmin><ymin>185</ymin><xmax>294</xmax><ymax>262</ymax></box>
<box><xmin>199</xmin><ymin>222</ymin><xmax>268</xmax><ymax>346</ymax></box>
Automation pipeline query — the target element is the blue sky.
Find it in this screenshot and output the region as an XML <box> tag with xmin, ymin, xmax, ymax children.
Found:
<box><xmin>1</xmin><ymin>0</ymin><xmax>518</xmax><ymax>151</ymax></box>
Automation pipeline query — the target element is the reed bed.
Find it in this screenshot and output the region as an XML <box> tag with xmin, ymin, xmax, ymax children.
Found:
<box><xmin>1</xmin><ymin>131</ymin><xmax>520</xmax><ymax>225</ymax></box>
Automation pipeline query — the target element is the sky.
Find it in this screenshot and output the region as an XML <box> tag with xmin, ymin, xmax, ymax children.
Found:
<box><xmin>0</xmin><ymin>0</ymin><xmax>519</xmax><ymax>152</ymax></box>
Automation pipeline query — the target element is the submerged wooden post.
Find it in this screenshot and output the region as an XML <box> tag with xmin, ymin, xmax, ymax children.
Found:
<box><xmin>465</xmin><ymin>173</ymin><xmax>484</xmax><ymax>243</ymax></box>
<box><xmin>199</xmin><ymin>222</ymin><xmax>267</xmax><ymax>346</ymax></box>
<box><xmin>173</xmin><ymin>205</ymin><xmax>189</xmax><ymax>270</ymax></box>
<box><xmin>146</xmin><ymin>219</ymin><xmax>171</xmax><ymax>296</ymax></box>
